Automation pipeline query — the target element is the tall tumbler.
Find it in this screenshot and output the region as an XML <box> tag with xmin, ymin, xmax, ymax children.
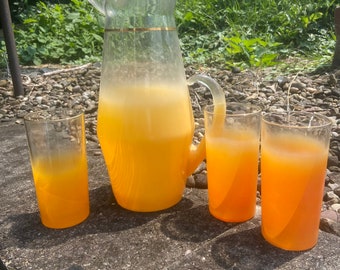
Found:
<box><xmin>24</xmin><ymin>109</ymin><xmax>90</xmax><ymax>229</ymax></box>
<box><xmin>261</xmin><ymin>111</ymin><xmax>332</xmax><ymax>250</ymax></box>
<box><xmin>204</xmin><ymin>102</ymin><xmax>261</xmax><ymax>222</ymax></box>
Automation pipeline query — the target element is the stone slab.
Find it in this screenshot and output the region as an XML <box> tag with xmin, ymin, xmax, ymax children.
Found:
<box><xmin>0</xmin><ymin>122</ymin><xmax>339</xmax><ymax>269</ymax></box>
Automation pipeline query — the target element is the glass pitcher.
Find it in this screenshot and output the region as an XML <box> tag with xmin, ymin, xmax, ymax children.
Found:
<box><xmin>89</xmin><ymin>0</ymin><xmax>225</xmax><ymax>212</ymax></box>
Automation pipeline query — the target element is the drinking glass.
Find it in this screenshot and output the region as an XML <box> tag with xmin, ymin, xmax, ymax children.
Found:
<box><xmin>261</xmin><ymin>111</ymin><xmax>332</xmax><ymax>250</ymax></box>
<box><xmin>24</xmin><ymin>109</ymin><xmax>90</xmax><ymax>229</ymax></box>
<box><xmin>204</xmin><ymin>102</ymin><xmax>261</xmax><ymax>222</ymax></box>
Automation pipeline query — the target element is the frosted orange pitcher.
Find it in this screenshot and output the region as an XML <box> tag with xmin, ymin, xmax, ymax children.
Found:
<box><xmin>261</xmin><ymin>111</ymin><xmax>332</xmax><ymax>251</ymax></box>
<box><xmin>24</xmin><ymin>110</ymin><xmax>90</xmax><ymax>229</ymax></box>
<box><xmin>204</xmin><ymin>103</ymin><xmax>261</xmax><ymax>222</ymax></box>
<box><xmin>89</xmin><ymin>0</ymin><xmax>225</xmax><ymax>212</ymax></box>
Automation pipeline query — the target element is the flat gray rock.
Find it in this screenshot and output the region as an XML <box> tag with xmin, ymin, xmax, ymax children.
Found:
<box><xmin>0</xmin><ymin>122</ymin><xmax>339</xmax><ymax>269</ymax></box>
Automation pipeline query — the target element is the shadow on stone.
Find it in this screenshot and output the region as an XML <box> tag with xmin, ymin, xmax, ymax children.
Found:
<box><xmin>161</xmin><ymin>205</ymin><xmax>236</xmax><ymax>243</ymax></box>
<box><xmin>6</xmin><ymin>184</ymin><xmax>194</xmax><ymax>249</ymax></box>
<box><xmin>211</xmin><ymin>226</ymin><xmax>302</xmax><ymax>269</ymax></box>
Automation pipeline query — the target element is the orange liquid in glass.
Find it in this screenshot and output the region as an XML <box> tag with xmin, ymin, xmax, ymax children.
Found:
<box><xmin>261</xmin><ymin>133</ymin><xmax>328</xmax><ymax>250</ymax></box>
<box><xmin>32</xmin><ymin>152</ymin><xmax>89</xmax><ymax>229</ymax></box>
<box><xmin>206</xmin><ymin>129</ymin><xmax>259</xmax><ymax>222</ymax></box>
<box><xmin>97</xmin><ymin>85</ymin><xmax>194</xmax><ymax>212</ymax></box>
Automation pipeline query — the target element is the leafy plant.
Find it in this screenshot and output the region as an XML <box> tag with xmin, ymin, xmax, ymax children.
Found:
<box><xmin>0</xmin><ymin>0</ymin><xmax>337</xmax><ymax>70</ymax></box>
<box><xmin>224</xmin><ymin>36</ymin><xmax>281</xmax><ymax>68</ymax></box>
<box><xmin>13</xmin><ymin>0</ymin><xmax>103</xmax><ymax>65</ymax></box>
<box><xmin>176</xmin><ymin>0</ymin><xmax>336</xmax><ymax>69</ymax></box>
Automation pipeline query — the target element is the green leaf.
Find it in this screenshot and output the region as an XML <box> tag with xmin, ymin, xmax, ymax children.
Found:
<box><xmin>184</xmin><ymin>12</ymin><xmax>193</xmax><ymax>22</ymax></box>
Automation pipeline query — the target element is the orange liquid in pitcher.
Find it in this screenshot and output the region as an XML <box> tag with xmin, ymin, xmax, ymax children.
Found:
<box><xmin>32</xmin><ymin>152</ymin><xmax>89</xmax><ymax>229</ymax></box>
<box><xmin>261</xmin><ymin>134</ymin><xmax>328</xmax><ymax>250</ymax></box>
<box><xmin>97</xmin><ymin>85</ymin><xmax>194</xmax><ymax>212</ymax></box>
<box><xmin>206</xmin><ymin>129</ymin><xmax>259</xmax><ymax>222</ymax></box>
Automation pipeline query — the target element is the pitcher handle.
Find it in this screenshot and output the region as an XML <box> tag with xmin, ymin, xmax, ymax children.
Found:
<box><xmin>186</xmin><ymin>74</ymin><xmax>226</xmax><ymax>177</ymax></box>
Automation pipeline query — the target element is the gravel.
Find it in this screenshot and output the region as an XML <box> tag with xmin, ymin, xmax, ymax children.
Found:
<box><xmin>0</xmin><ymin>62</ymin><xmax>339</xmax><ymax>236</ymax></box>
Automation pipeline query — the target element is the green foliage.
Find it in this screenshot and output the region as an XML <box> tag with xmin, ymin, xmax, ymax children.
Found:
<box><xmin>12</xmin><ymin>0</ymin><xmax>103</xmax><ymax>65</ymax></box>
<box><xmin>176</xmin><ymin>0</ymin><xmax>337</xmax><ymax>69</ymax></box>
<box><xmin>224</xmin><ymin>36</ymin><xmax>281</xmax><ymax>68</ymax></box>
<box><xmin>0</xmin><ymin>0</ymin><xmax>337</xmax><ymax>70</ymax></box>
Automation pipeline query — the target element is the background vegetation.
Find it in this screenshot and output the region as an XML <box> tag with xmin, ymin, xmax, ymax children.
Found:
<box><xmin>0</xmin><ymin>0</ymin><xmax>338</xmax><ymax>71</ymax></box>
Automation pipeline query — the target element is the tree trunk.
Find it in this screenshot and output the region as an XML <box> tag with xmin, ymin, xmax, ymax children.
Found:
<box><xmin>332</xmin><ymin>7</ymin><xmax>340</xmax><ymax>68</ymax></box>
